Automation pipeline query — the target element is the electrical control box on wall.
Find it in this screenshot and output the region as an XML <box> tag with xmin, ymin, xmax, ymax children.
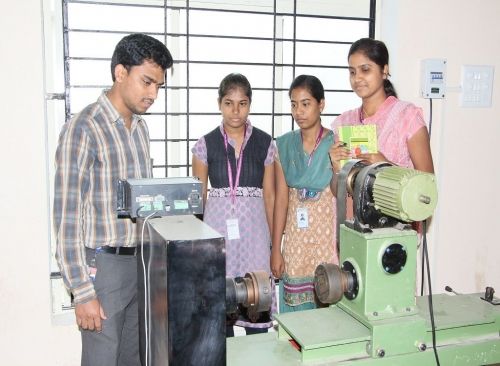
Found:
<box><xmin>420</xmin><ymin>59</ymin><xmax>446</xmax><ymax>99</ymax></box>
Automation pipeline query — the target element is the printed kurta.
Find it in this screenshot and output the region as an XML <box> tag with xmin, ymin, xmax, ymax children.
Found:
<box><xmin>281</xmin><ymin>186</ymin><xmax>337</xmax><ymax>306</ymax></box>
<box><xmin>332</xmin><ymin>96</ymin><xmax>427</xmax><ymax>168</ymax></box>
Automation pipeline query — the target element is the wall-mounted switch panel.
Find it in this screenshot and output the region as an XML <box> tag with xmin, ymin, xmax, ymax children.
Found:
<box><xmin>460</xmin><ymin>65</ymin><xmax>494</xmax><ymax>108</ymax></box>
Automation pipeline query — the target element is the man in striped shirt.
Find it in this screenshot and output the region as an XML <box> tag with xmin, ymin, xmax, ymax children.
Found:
<box><xmin>53</xmin><ymin>33</ymin><xmax>173</xmax><ymax>366</ymax></box>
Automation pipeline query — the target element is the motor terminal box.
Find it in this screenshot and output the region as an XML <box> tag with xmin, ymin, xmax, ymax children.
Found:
<box><xmin>117</xmin><ymin>177</ymin><xmax>203</xmax><ymax>218</ymax></box>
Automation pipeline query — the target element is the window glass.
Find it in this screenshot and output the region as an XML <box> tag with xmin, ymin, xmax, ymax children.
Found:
<box><xmin>189</xmin><ymin>64</ymin><xmax>274</xmax><ymax>88</ymax></box>
<box><xmin>67</xmin><ymin>3</ymin><xmax>165</xmax><ymax>33</ymax></box>
<box><xmin>189</xmin><ymin>37</ymin><xmax>274</xmax><ymax>63</ymax></box>
<box><xmin>69</xmin><ymin>60</ymin><xmax>110</xmax><ymax>86</ymax></box>
<box><xmin>189</xmin><ymin>10</ymin><xmax>273</xmax><ymax>38</ymax></box>
<box><xmin>147</xmin><ymin>115</ymin><xmax>167</xmax><ymax>140</ymax></box>
<box><xmin>189</xmin><ymin>114</ymin><xmax>222</xmax><ymax>138</ymax></box>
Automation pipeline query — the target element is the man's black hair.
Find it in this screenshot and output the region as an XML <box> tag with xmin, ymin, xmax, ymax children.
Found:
<box><xmin>110</xmin><ymin>33</ymin><xmax>173</xmax><ymax>81</ymax></box>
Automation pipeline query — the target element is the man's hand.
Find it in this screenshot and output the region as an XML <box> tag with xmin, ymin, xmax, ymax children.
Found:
<box><xmin>75</xmin><ymin>298</ymin><xmax>107</xmax><ymax>332</ymax></box>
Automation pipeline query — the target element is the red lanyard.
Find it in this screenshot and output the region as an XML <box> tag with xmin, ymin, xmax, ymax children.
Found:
<box><xmin>223</xmin><ymin>124</ymin><xmax>247</xmax><ymax>205</ymax></box>
<box><xmin>301</xmin><ymin>126</ymin><xmax>324</xmax><ymax>167</ymax></box>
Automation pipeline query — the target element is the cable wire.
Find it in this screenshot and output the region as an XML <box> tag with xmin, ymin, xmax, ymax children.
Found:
<box><xmin>428</xmin><ymin>98</ymin><xmax>433</xmax><ymax>137</ymax></box>
<box><xmin>418</xmin><ymin>99</ymin><xmax>439</xmax><ymax>364</ymax></box>
<box><xmin>140</xmin><ymin>211</ymin><xmax>159</xmax><ymax>366</ymax></box>
<box><xmin>423</xmin><ymin>220</ymin><xmax>441</xmax><ymax>366</ymax></box>
<box><xmin>421</xmin><ymin>97</ymin><xmax>434</xmax><ymax>296</ymax></box>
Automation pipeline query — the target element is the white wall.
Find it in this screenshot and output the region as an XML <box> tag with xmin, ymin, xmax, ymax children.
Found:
<box><xmin>0</xmin><ymin>0</ymin><xmax>80</xmax><ymax>365</ymax></box>
<box><xmin>0</xmin><ymin>0</ymin><xmax>498</xmax><ymax>365</ymax></box>
<box><xmin>378</xmin><ymin>0</ymin><xmax>500</xmax><ymax>295</ymax></box>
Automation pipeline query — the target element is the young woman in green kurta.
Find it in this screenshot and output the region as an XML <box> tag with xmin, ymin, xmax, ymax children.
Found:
<box><xmin>271</xmin><ymin>75</ymin><xmax>338</xmax><ymax>312</ymax></box>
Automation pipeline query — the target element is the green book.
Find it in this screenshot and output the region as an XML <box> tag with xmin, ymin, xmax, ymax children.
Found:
<box><xmin>337</xmin><ymin>124</ymin><xmax>377</xmax><ymax>167</ymax></box>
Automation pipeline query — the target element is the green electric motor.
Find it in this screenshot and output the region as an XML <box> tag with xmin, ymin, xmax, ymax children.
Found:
<box><xmin>373</xmin><ymin>166</ymin><xmax>438</xmax><ymax>222</ymax></box>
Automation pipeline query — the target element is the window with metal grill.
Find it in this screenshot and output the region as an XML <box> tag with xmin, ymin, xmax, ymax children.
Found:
<box><xmin>59</xmin><ymin>0</ymin><xmax>375</xmax><ymax>177</ymax></box>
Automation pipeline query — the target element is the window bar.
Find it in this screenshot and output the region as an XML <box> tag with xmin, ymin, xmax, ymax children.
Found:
<box><xmin>291</xmin><ymin>0</ymin><xmax>297</xmax><ymax>131</ymax></box>
<box><xmin>163</xmin><ymin>0</ymin><xmax>169</xmax><ymax>177</ymax></box>
<box><xmin>185</xmin><ymin>0</ymin><xmax>191</xmax><ymax>176</ymax></box>
<box><xmin>66</xmin><ymin>0</ymin><xmax>371</xmax><ymax>21</ymax></box>
<box><xmin>369</xmin><ymin>0</ymin><xmax>377</xmax><ymax>38</ymax></box>
<box><xmin>62</xmin><ymin>0</ymin><xmax>70</xmax><ymax>121</ymax></box>
<box><xmin>271</xmin><ymin>0</ymin><xmax>276</xmax><ymax>139</ymax></box>
<box><xmin>65</xmin><ymin>28</ymin><xmax>354</xmax><ymax>48</ymax></box>
<box><xmin>67</xmin><ymin>57</ymin><xmax>349</xmax><ymax>70</ymax></box>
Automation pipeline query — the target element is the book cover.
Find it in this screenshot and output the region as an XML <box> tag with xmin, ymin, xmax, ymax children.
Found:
<box><xmin>337</xmin><ymin>124</ymin><xmax>377</xmax><ymax>167</ymax></box>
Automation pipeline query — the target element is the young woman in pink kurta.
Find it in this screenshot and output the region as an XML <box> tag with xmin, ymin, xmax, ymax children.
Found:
<box><xmin>329</xmin><ymin>38</ymin><xmax>434</xmax><ymax>174</ymax></box>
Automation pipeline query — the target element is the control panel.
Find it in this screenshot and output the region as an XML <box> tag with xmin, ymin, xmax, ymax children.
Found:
<box><xmin>420</xmin><ymin>58</ymin><xmax>447</xmax><ymax>99</ymax></box>
<box><xmin>117</xmin><ymin>177</ymin><xmax>203</xmax><ymax>218</ymax></box>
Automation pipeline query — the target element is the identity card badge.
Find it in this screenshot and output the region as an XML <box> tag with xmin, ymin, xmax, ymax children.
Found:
<box><xmin>296</xmin><ymin>207</ymin><xmax>309</xmax><ymax>229</ymax></box>
<box><xmin>226</xmin><ymin>218</ymin><xmax>241</xmax><ymax>240</ymax></box>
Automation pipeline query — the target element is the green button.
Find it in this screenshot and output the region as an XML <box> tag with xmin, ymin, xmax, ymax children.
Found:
<box><xmin>139</xmin><ymin>203</ymin><xmax>152</xmax><ymax>211</ymax></box>
<box><xmin>174</xmin><ymin>200</ymin><xmax>189</xmax><ymax>210</ymax></box>
<box><xmin>153</xmin><ymin>201</ymin><xmax>164</xmax><ymax>211</ymax></box>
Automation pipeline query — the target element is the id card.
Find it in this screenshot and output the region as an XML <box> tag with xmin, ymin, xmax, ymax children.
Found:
<box><xmin>297</xmin><ymin>207</ymin><xmax>309</xmax><ymax>229</ymax></box>
<box><xmin>226</xmin><ymin>218</ymin><xmax>241</xmax><ymax>240</ymax></box>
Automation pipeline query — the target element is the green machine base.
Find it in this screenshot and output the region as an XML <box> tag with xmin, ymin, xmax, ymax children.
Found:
<box><xmin>227</xmin><ymin>293</ymin><xmax>500</xmax><ymax>365</ymax></box>
<box><xmin>227</xmin><ymin>226</ymin><xmax>500</xmax><ymax>365</ymax></box>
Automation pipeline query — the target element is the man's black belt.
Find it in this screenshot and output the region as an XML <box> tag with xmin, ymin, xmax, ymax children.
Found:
<box><xmin>97</xmin><ymin>245</ymin><xmax>137</xmax><ymax>256</ymax></box>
